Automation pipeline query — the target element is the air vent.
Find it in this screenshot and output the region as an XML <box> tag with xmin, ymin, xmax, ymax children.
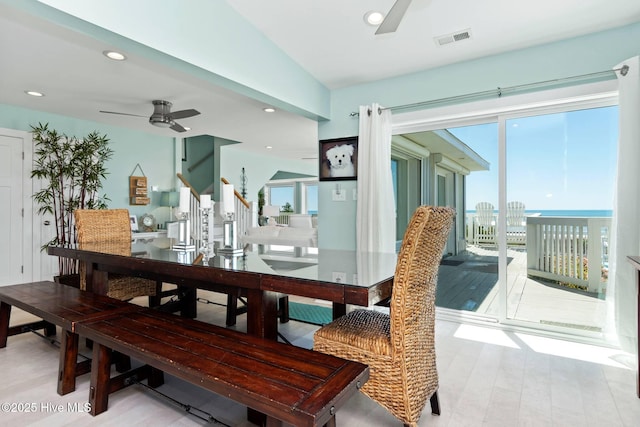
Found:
<box><xmin>435</xmin><ymin>28</ymin><xmax>472</xmax><ymax>46</ymax></box>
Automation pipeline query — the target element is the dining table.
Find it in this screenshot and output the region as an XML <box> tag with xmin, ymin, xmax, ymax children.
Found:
<box><xmin>48</xmin><ymin>241</ymin><xmax>397</xmax><ymax>341</ymax></box>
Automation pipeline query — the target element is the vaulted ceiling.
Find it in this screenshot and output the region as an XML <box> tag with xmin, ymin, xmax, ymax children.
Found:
<box><xmin>1</xmin><ymin>0</ymin><xmax>638</xmax><ymax>160</ymax></box>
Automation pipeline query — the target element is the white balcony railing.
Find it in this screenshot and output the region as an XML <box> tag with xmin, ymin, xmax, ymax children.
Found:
<box><xmin>465</xmin><ymin>213</ymin><xmax>611</xmax><ymax>293</ymax></box>
<box><xmin>526</xmin><ymin>216</ymin><xmax>610</xmax><ymax>293</ymax></box>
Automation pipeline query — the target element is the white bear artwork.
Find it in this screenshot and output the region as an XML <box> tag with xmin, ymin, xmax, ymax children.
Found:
<box><xmin>326</xmin><ymin>144</ymin><xmax>355</xmax><ymax>178</ymax></box>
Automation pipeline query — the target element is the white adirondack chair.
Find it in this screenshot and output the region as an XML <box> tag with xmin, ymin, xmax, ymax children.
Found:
<box><xmin>506</xmin><ymin>201</ymin><xmax>526</xmax><ymax>245</ymax></box>
<box><xmin>474</xmin><ymin>202</ymin><xmax>496</xmax><ymax>246</ymax></box>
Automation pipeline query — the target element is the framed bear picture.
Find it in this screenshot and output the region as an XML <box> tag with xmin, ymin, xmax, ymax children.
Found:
<box><xmin>319</xmin><ymin>136</ymin><xmax>358</xmax><ymax>181</ymax></box>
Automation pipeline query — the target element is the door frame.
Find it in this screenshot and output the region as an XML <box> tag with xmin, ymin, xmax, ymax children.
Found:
<box><xmin>0</xmin><ymin>128</ymin><xmax>34</xmax><ymax>285</ymax></box>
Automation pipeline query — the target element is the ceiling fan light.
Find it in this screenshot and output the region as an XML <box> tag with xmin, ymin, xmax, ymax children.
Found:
<box><xmin>364</xmin><ymin>11</ymin><xmax>385</xmax><ymax>26</ymax></box>
<box><xmin>150</xmin><ymin>116</ymin><xmax>173</xmax><ymax>128</ymax></box>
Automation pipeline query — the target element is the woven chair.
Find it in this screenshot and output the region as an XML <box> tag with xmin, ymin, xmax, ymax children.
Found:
<box><xmin>74</xmin><ymin>209</ymin><xmax>159</xmax><ymax>301</ymax></box>
<box><xmin>314</xmin><ymin>206</ymin><xmax>455</xmax><ymax>427</ymax></box>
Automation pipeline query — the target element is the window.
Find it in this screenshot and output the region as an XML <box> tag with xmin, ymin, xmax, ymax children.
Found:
<box><xmin>391</xmin><ymin>81</ymin><xmax>619</xmax><ymax>343</ymax></box>
<box><xmin>268</xmin><ymin>185</ymin><xmax>294</xmax><ymax>212</ymax></box>
<box><xmin>304</xmin><ymin>183</ymin><xmax>318</xmax><ymax>215</ymax></box>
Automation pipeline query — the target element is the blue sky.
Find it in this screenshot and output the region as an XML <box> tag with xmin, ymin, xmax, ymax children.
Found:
<box><xmin>269</xmin><ymin>185</ymin><xmax>318</xmax><ymax>213</ymax></box>
<box><xmin>449</xmin><ymin>105</ymin><xmax>618</xmax><ymax>211</ymax></box>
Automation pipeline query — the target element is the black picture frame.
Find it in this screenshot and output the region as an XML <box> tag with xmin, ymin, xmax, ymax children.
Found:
<box><xmin>319</xmin><ymin>137</ymin><xmax>358</xmax><ymax>181</ymax></box>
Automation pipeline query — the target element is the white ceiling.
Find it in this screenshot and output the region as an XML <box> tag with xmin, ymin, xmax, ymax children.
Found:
<box><xmin>1</xmin><ymin>0</ymin><xmax>639</xmax><ymax>160</ymax></box>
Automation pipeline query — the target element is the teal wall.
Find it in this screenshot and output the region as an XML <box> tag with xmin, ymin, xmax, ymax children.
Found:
<box><xmin>28</xmin><ymin>0</ymin><xmax>331</xmax><ymax>120</ymax></box>
<box><xmin>0</xmin><ymin>103</ymin><xmax>177</xmax><ymax>224</ymax></box>
<box><xmin>320</xmin><ymin>22</ymin><xmax>640</xmax><ymax>140</ymax></box>
<box><xmin>220</xmin><ymin>145</ymin><xmax>317</xmax><ymax>206</ymax></box>
<box><xmin>316</xmin><ymin>22</ymin><xmax>640</xmax><ymax>249</ymax></box>
<box><xmin>4</xmin><ymin>1</ymin><xmax>640</xmax><ymax>250</ymax></box>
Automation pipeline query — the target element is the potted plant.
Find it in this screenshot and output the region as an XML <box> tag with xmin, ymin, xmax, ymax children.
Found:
<box><xmin>31</xmin><ymin>123</ymin><xmax>113</xmax><ymax>279</ymax></box>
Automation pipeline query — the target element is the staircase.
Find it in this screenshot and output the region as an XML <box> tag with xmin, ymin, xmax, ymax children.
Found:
<box><xmin>176</xmin><ymin>174</ymin><xmax>257</xmax><ymax>249</ymax></box>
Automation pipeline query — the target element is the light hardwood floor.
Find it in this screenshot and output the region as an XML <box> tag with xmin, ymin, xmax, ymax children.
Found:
<box><xmin>1</xmin><ymin>290</ymin><xmax>639</xmax><ymax>426</ymax></box>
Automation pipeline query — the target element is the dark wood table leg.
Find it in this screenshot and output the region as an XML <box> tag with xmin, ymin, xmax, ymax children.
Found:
<box><xmin>85</xmin><ymin>264</ymin><xmax>109</xmax><ymax>295</ymax></box>
<box><xmin>247</xmin><ymin>289</ymin><xmax>278</xmax><ymax>425</ymax></box>
<box><xmin>226</xmin><ymin>293</ymin><xmax>238</xmax><ymax>326</ymax></box>
<box><xmin>89</xmin><ymin>343</ymin><xmax>112</xmax><ymax>416</ymax></box>
<box><xmin>57</xmin><ymin>330</ymin><xmax>79</xmax><ymax>395</ymax></box>
<box><xmin>0</xmin><ymin>302</ymin><xmax>11</xmax><ymax>348</ymax></box>
<box><xmin>332</xmin><ymin>302</ymin><xmax>347</xmax><ymax>320</ymax></box>
<box><xmin>246</xmin><ymin>289</ymin><xmax>278</xmax><ymax>340</ymax></box>
<box><xmin>180</xmin><ymin>286</ymin><xmax>197</xmax><ymax>318</ymax></box>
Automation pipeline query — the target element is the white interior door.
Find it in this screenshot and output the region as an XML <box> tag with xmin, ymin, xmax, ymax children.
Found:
<box><xmin>0</xmin><ymin>134</ymin><xmax>24</xmax><ymax>285</ymax></box>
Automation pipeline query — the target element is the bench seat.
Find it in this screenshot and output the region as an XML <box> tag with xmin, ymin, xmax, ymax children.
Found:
<box><xmin>77</xmin><ymin>308</ymin><xmax>369</xmax><ymax>427</ymax></box>
<box><xmin>0</xmin><ymin>281</ymin><xmax>142</xmax><ymax>394</ymax></box>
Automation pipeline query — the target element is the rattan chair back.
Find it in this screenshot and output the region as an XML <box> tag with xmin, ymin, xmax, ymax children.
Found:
<box><xmin>314</xmin><ymin>205</ymin><xmax>455</xmax><ymax>426</ymax></box>
<box><xmin>75</xmin><ymin>209</ymin><xmax>156</xmax><ymax>300</ymax></box>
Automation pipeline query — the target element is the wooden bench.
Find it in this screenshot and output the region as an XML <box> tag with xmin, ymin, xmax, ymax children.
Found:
<box><xmin>0</xmin><ymin>281</ymin><xmax>143</xmax><ymax>395</ymax></box>
<box><xmin>76</xmin><ymin>307</ymin><xmax>369</xmax><ymax>427</ymax></box>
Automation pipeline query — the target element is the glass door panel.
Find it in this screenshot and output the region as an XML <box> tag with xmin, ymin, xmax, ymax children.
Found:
<box><xmin>504</xmin><ymin>106</ymin><xmax>617</xmax><ymax>332</ymax></box>
<box><xmin>436</xmin><ymin>123</ymin><xmax>499</xmax><ymax>315</ymax></box>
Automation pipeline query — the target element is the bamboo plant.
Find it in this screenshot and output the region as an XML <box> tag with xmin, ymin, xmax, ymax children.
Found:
<box><xmin>31</xmin><ymin>123</ymin><xmax>113</xmax><ymax>276</ymax></box>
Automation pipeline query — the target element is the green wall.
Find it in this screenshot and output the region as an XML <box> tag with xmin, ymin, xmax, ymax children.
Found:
<box><xmin>0</xmin><ymin>103</ymin><xmax>177</xmax><ymax>224</ymax></box>
<box><xmin>4</xmin><ymin>1</ymin><xmax>640</xmax><ymax>250</ymax></box>
<box><xmin>316</xmin><ymin>22</ymin><xmax>640</xmax><ymax>250</ymax></box>
<box><xmin>220</xmin><ymin>145</ymin><xmax>318</xmax><ymax>207</ymax></box>
<box><xmin>27</xmin><ymin>0</ymin><xmax>331</xmax><ymax>121</ymax></box>
<box><xmin>320</xmin><ymin>22</ymin><xmax>640</xmax><ymax>140</ymax></box>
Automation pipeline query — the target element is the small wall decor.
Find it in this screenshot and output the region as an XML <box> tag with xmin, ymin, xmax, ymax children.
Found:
<box><xmin>129</xmin><ymin>214</ymin><xmax>138</xmax><ymax>232</ymax></box>
<box><xmin>319</xmin><ymin>137</ymin><xmax>358</xmax><ymax>181</ymax></box>
<box><xmin>129</xmin><ymin>163</ymin><xmax>150</xmax><ymax>205</ymax></box>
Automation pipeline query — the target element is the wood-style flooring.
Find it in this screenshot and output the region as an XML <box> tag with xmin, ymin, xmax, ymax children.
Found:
<box><xmin>1</xmin><ymin>290</ymin><xmax>639</xmax><ymax>426</ymax></box>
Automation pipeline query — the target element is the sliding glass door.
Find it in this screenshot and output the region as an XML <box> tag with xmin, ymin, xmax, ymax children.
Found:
<box><xmin>394</xmin><ymin>95</ymin><xmax>618</xmax><ymax>340</ymax></box>
<box><xmin>503</xmin><ymin>105</ymin><xmax>617</xmax><ymax>332</ymax></box>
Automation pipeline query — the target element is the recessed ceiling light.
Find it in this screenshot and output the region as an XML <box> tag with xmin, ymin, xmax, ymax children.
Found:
<box><xmin>364</xmin><ymin>11</ymin><xmax>385</xmax><ymax>26</ymax></box>
<box><xmin>265</xmin><ymin>145</ymin><xmax>273</xmax><ymax>150</ymax></box>
<box><xmin>263</xmin><ymin>107</ymin><xmax>276</xmax><ymax>113</ymax></box>
<box><xmin>103</xmin><ymin>50</ymin><xmax>126</xmax><ymax>61</ymax></box>
<box><xmin>25</xmin><ymin>90</ymin><xmax>44</xmax><ymax>97</ymax></box>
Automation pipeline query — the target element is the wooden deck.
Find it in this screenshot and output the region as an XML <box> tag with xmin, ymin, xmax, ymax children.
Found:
<box><xmin>437</xmin><ymin>245</ymin><xmax>607</xmax><ymax>332</ymax></box>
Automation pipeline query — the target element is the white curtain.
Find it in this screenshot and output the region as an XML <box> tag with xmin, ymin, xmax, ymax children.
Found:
<box><xmin>609</xmin><ymin>56</ymin><xmax>639</xmax><ymax>353</ymax></box>
<box><xmin>357</xmin><ymin>103</ymin><xmax>396</xmax><ymax>253</ymax></box>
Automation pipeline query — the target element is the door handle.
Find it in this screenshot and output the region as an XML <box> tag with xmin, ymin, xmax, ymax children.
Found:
<box><xmin>44</xmin><ymin>220</ymin><xmax>50</xmax><ymax>226</ymax></box>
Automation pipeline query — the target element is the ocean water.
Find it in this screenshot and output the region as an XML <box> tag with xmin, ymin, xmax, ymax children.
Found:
<box><xmin>527</xmin><ymin>210</ymin><xmax>612</xmax><ymax>217</ymax></box>
<box><xmin>467</xmin><ymin>209</ymin><xmax>612</xmax><ymax>217</ymax></box>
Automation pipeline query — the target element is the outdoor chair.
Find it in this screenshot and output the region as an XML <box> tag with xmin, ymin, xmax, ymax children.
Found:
<box><xmin>506</xmin><ymin>201</ymin><xmax>526</xmax><ymax>245</ymax></box>
<box><xmin>74</xmin><ymin>209</ymin><xmax>160</xmax><ymax>302</ymax></box>
<box><xmin>313</xmin><ymin>206</ymin><xmax>455</xmax><ymax>427</ymax></box>
<box><xmin>474</xmin><ymin>201</ymin><xmax>496</xmax><ymax>245</ymax></box>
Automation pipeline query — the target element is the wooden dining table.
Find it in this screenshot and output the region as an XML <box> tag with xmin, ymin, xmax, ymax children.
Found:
<box><xmin>48</xmin><ymin>243</ymin><xmax>397</xmax><ymax>341</ymax></box>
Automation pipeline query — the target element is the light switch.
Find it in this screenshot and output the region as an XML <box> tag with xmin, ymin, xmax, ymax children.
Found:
<box><xmin>332</xmin><ymin>190</ymin><xmax>346</xmax><ymax>201</ymax></box>
<box><xmin>332</xmin><ymin>272</ymin><xmax>347</xmax><ymax>283</ymax></box>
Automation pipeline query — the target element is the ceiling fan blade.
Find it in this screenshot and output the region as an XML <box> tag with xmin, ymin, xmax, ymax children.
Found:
<box><xmin>376</xmin><ymin>0</ymin><xmax>413</xmax><ymax>35</ymax></box>
<box><xmin>99</xmin><ymin>110</ymin><xmax>147</xmax><ymax>118</ymax></box>
<box><xmin>169</xmin><ymin>109</ymin><xmax>200</xmax><ymax>120</ymax></box>
<box><xmin>170</xmin><ymin>122</ymin><xmax>187</xmax><ymax>133</ymax></box>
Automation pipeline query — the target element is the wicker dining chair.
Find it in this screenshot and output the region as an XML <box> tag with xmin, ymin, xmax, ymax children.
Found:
<box><xmin>314</xmin><ymin>206</ymin><xmax>455</xmax><ymax>427</ymax></box>
<box><xmin>74</xmin><ymin>209</ymin><xmax>159</xmax><ymax>301</ymax></box>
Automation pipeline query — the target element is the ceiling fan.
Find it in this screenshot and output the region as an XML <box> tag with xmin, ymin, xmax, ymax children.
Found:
<box><xmin>376</xmin><ymin>0</ymin><xmax>413</xmax><ymax>35</ymax></box>
<box><xmin>100</xmin><ymin>100</ymin><xmax>200</xmax><ymax>133</ymax></box>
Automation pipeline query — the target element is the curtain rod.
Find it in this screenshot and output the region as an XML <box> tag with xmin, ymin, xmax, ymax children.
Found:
<box><xmin>350</xmin><ymin>65</ymin><xmax>629</xmax><ymax>117</ymax></box>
